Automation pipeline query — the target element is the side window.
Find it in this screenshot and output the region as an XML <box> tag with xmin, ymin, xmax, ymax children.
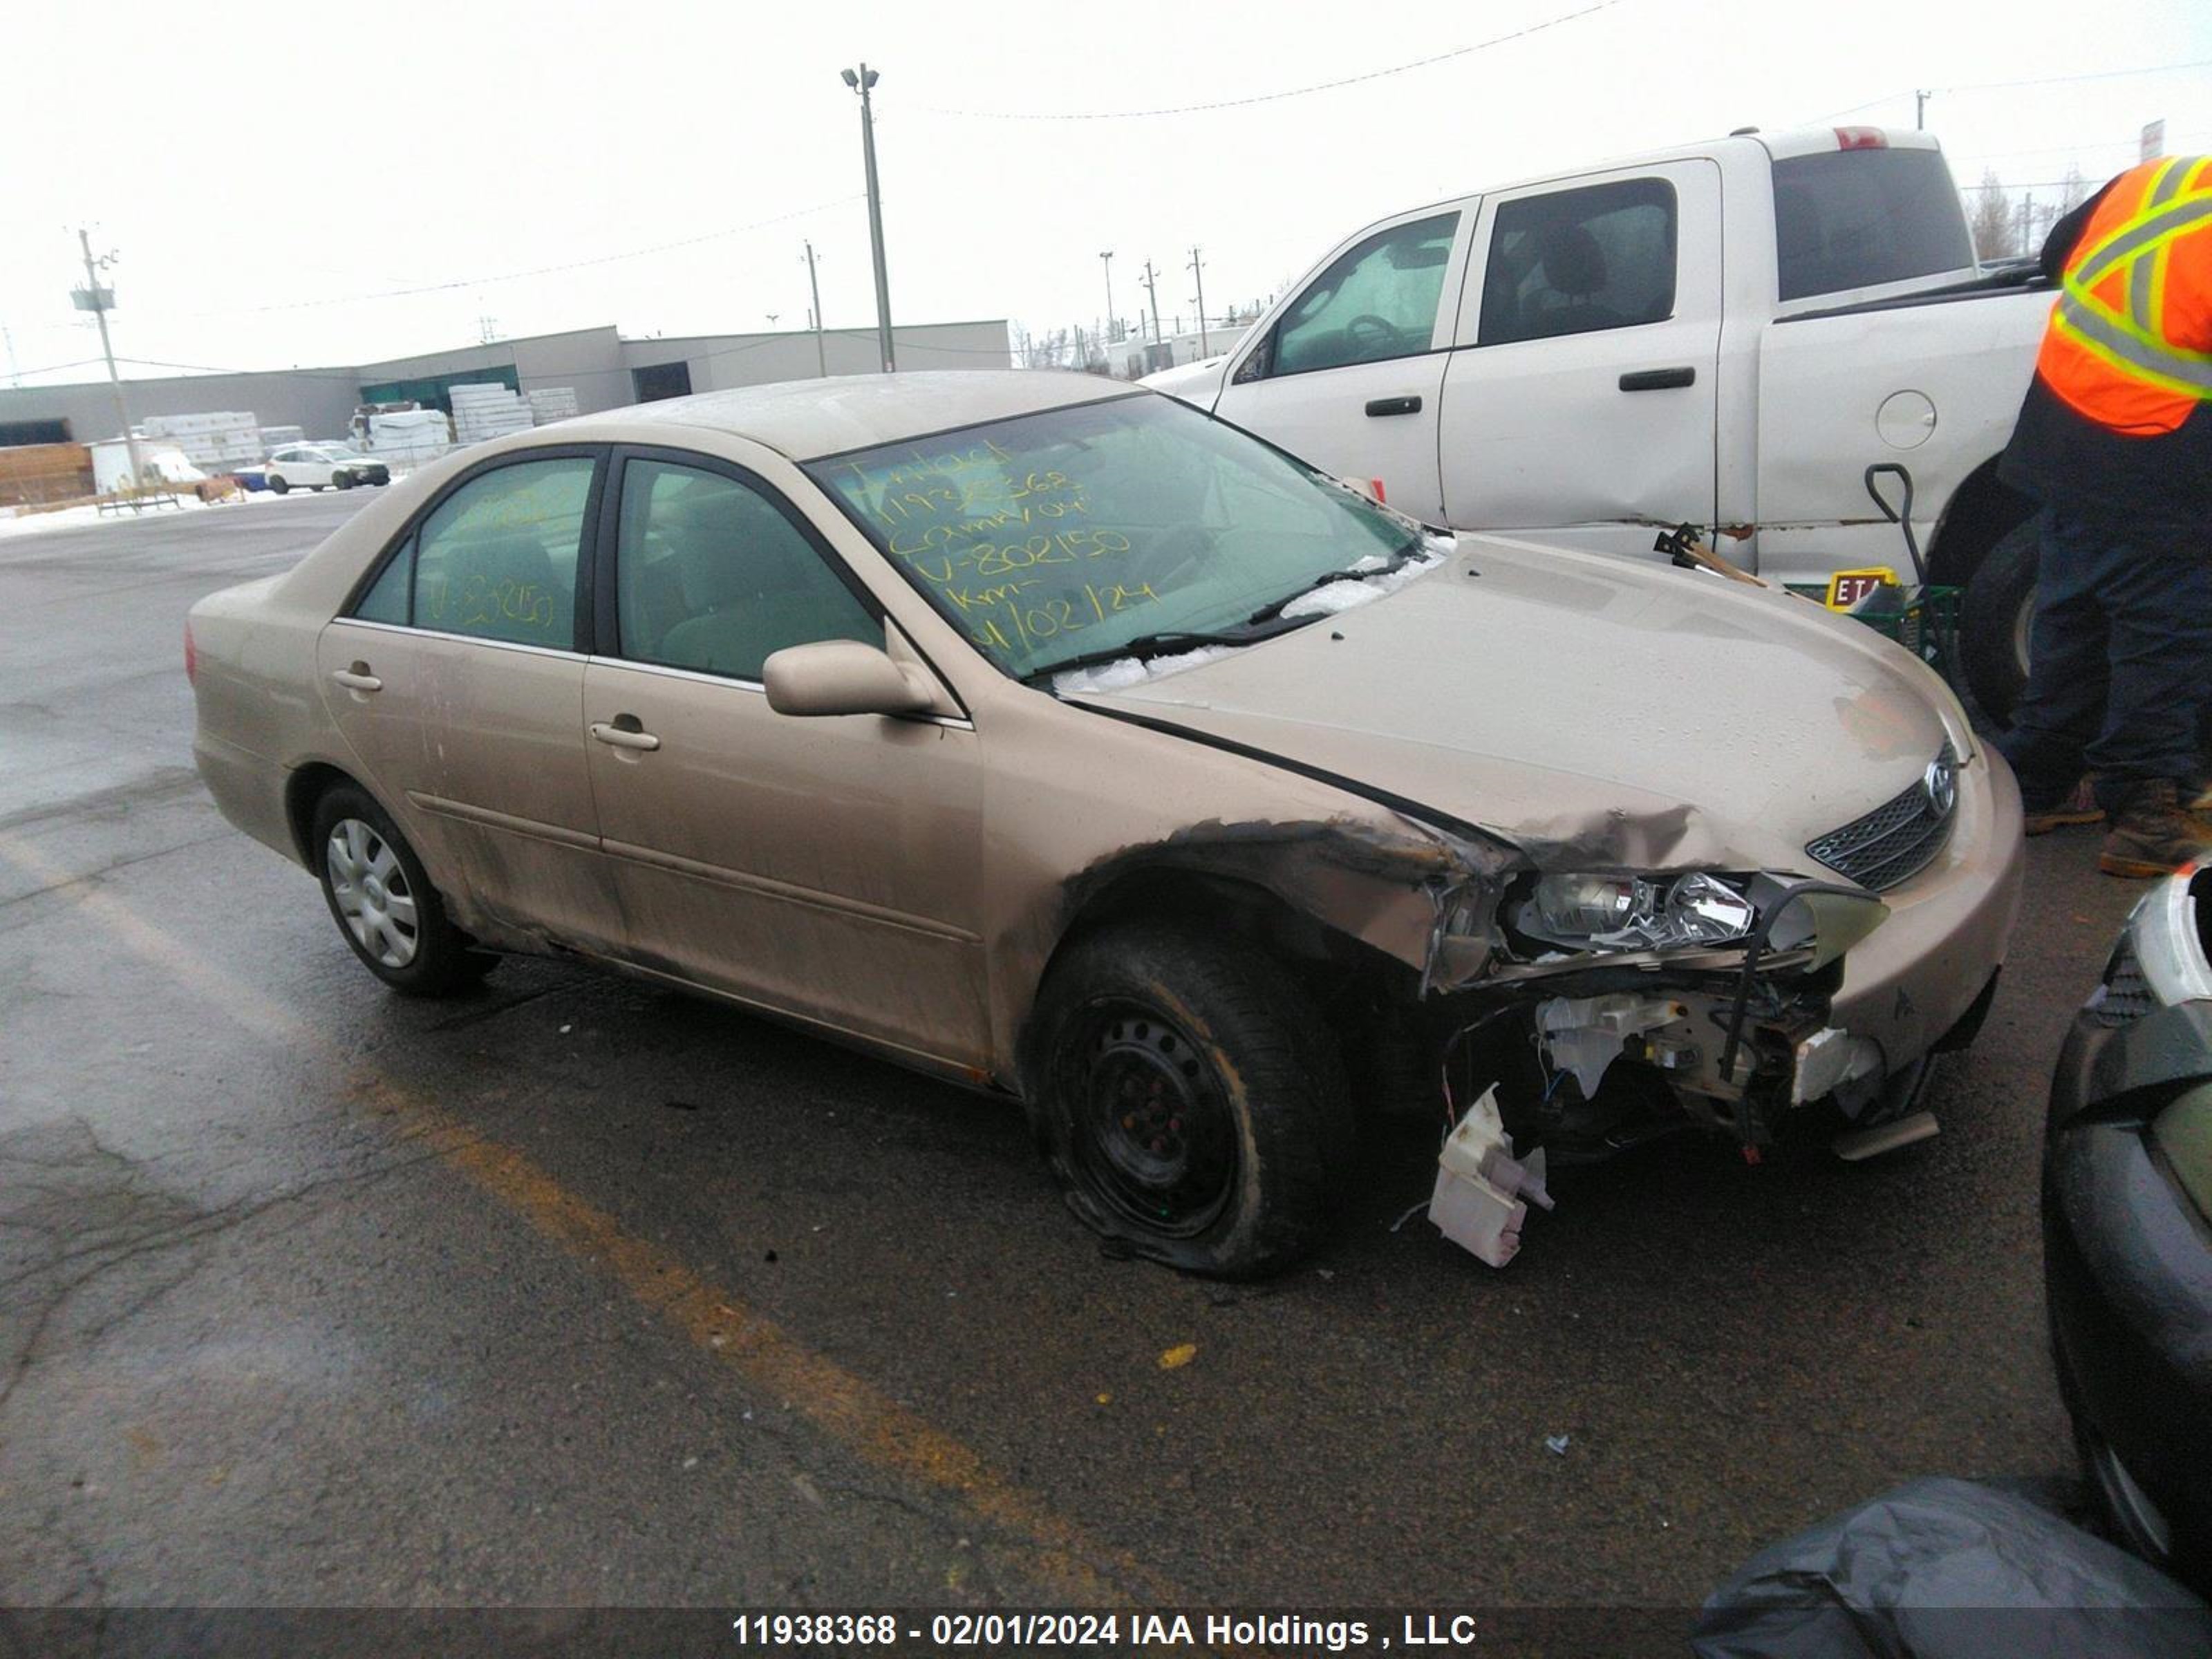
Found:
<box><xmin>355</xmin><ymin>537</ymin><xmax>411</xmax><ymax>624</ymax></box>
<box><xmin>1478</xmin><ymin>178</ymin><xmax>1677</xmax><ymax>346</ymax></box>
<box><xmin>409</xmin><ymin>456</ymin><xmax>593</xmax><ymax>647</ymax></box>
<box><xmin>615</xmin><ymin>459</ymin><xmax>878</xmax><ymax>682</ymax></box>
<box><xmin>1262</xmin><ymin>212</ymin><xmax>1459</xmax><ymax>377</ymax></box>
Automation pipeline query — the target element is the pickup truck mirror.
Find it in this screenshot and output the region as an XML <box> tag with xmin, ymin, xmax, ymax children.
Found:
<box><xmin>763</xmin><ymin>641</ymin><xmax>937</xmax><ymax>718</ymax></box>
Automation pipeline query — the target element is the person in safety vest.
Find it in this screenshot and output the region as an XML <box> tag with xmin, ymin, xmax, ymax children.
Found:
<box><xmin>1996</xmin><ymin>153</ymin><xmax>2212</xmax><ymax>878</ymax></box>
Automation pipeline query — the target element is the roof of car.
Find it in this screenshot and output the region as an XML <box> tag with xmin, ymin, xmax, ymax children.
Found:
<box><xmin>601</xmin><ymin>370</ymin><xmax>1138</xmax><ymax>461</ymax></box>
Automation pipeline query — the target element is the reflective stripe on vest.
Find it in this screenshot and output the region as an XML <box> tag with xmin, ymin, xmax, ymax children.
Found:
<box><xmin>2052</xmin><ymin>157</ymin><xmax>2212</xmax><ymax>402</ymax></box>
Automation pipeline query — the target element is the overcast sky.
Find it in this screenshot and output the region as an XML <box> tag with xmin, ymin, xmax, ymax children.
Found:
<box><xmin>3</xmin><ymin>0</ymin><xmax>2207</xmax><ymax>384</ymax></box>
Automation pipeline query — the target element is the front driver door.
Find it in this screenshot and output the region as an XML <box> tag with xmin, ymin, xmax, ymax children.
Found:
<box><xmin>581</xmin><ymin>448</ymin><xmax>991</xmax><ymax>1072</ymax></box>
<box><xmin>1211</xmin><ymin>205</ymin><xmax>1472</xmax><ymax>523</ymax></box>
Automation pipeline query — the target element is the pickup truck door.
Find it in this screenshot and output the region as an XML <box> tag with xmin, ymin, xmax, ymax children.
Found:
<box><xmin>1209</xmin><ymin>205</ymin><xmax>1474</xmax><ymax>523</ymax></box>
<box><xmin>1437</xmin><ymin>158</ymin><xmax>1723</xmax><ymax>560</ymax></box>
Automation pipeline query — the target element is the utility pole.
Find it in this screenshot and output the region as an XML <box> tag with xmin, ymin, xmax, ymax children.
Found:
<box><xmin>1098</xmin><ymin>250</ymin><xmax>1116</xmax><ymax>342</ymax></box>
<box><xmin>1915</xmin><ymin>88</ymin><xmax>1931</xmax><ymax>130</ymax></box>
<box><xmin>841</xmin><ymin>63</ymin><xmax>896</xmax><ymax>373</ymax></box>
<box><xmin>73</xmin><ymin>229</ymin><xmax>142</xmax><ymax>489</ymax></box>
<box><xmin>803</xmin><ymin>239</ymin><xmax>827</xmax><ymax>378</ymax></box>
<box><xmin>1188</xmin><ymin>245</ymin><xmax>1209</xmax><ymax>356</ymax></box>
<box><xmin>1140</xmin><ymin>259</ymin><xmax>1163</xmax><ymax>349</ymax></box>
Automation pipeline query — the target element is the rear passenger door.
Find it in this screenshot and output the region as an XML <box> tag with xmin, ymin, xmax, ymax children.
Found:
<box><xmin>1437</xmin><ymin>160</ymin><xmax>1722</xmax><ymax>559</ymax></box>
<box><xmin>1211</xmin><ymin>206</ymin><xmax>1472</xmax><ymax>523</ymax></box>
<box><xmin>581</xmin><ymin>448</ymin><xmax>991</xmax><ymax>1070</ymax></box>
<box><xmin>321</xmin><ymin>448</ymin><xmax>628</xmax><ymax>955</ymax></box>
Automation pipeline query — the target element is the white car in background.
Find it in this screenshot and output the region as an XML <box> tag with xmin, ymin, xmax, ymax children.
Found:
<box><xmin>264</xmin><ymin>445</ymin><xmax>391</xmax><ymax>494</ymax></box>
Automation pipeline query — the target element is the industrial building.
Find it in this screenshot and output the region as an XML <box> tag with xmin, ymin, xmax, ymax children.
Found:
<box><xmin>0</xmin><ymin>318</ymin><xmax>1014</xmax><ymax>453</ymax></box>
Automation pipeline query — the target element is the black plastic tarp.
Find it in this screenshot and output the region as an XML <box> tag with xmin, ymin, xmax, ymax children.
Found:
<box><xmin>1691</xmin><ymin>1477</ymin><xmax>2212</xmax><ymax>1659</ymax></box>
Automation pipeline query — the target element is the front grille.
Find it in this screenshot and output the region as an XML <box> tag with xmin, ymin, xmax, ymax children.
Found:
<box><xmin>1806</xmin><ymin>744</ymin><xmax>1958</xmax><ymax>892</ymax></box>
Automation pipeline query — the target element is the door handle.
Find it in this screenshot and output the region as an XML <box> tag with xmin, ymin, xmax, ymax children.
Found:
<box><xmin>591</xmin><ymin>718</ymin><xmax>661</xmax><ymax>753</ymax></box>
<box><xmin>330</xmin><ymin>665</ymin><xmax>382</xmax><ymax>692</ymax></box>
<box><xmin>1618</xmin><ymin>366</ymin><xmax>1696</xmax><ymax>392</ymax></box>
<box><xmin>1364</xmin><ymin>395</ymin><xmax>1423</xmax><ymax>417</ymax></box>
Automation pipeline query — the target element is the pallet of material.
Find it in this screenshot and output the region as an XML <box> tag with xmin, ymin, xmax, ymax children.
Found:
<box><xmin>0</xmin><ymin>442</ymin><xmax>95</xmax><ymax>507</ymax></box>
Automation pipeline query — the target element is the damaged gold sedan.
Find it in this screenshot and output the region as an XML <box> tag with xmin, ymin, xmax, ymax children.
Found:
<box><xmin>187</xmin><ymin>373</ymin><xmax>2023</xmax><ymax>1276</ymax></box>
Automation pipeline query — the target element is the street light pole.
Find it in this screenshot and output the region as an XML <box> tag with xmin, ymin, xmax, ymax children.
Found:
<box><xmin>803</xmin><ymin>238</ymin><xmax>827</xmax><ymax>378</ymax></box>
<box><xmin>1140</xmin><ymin>259</ymin><xmax>1163</xmax><ymax>350</ymax></box>
<box><xmin>1188</xmin><ymin>245</ymin><xmax>1208</xmax><ymax>357</ymax></box>
<box><xmin>75</xmin><ymin>229</ymin><xmax>142</xmax><ymax>489</ymax></box>
<box><xmin>842</xmin><ymin>63</ymin><xmax>895</xmax><ymax>373</ymax></box>
<box><xmin>1098</xmin><ymin>250</ymin><xmax>1116</xmax><ymax>343</ymax></box>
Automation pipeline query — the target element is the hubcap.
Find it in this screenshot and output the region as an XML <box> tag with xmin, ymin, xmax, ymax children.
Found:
<box><xmin>326</xmin><ymin>818</ymin><xmax>420</xmax><ymax>968</ymax></box>
<box><xmin>1074</xmin><ymin>1002</ymin><xmax>1236</xmax><ymax>1237</ymax></box>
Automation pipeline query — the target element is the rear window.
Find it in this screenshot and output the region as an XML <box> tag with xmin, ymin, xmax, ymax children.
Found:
<box><xmin>1772</xmin><ymin>148</ymin><xmax>1974</xmax><ymax>301</ymax></box>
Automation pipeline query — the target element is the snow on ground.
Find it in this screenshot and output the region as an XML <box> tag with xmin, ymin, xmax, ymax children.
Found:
<box><xmin>0</xmin><ymin>485</ymin><xmax>336</xmax><ymax>539</ymax></box>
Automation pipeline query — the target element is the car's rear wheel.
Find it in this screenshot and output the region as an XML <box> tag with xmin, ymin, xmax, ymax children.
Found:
<box><xmin>1026</xmin><ymin>921</ymin><xmax>1349</xmax><ymax>1277</ymax></box>
<box><xmin>311</xmin><ymin>784</ymin><xmax>491</xmax><ymax>997</ymax></box>
<box><xmin>1962</xmin><ymin>518</ymin><xmax>2038</xmax><ymax>729</ymax></box>
<box><xmin>268</xmin><ymin>474</ymin><xmax>290</xmax><ymax>494</ymax></box>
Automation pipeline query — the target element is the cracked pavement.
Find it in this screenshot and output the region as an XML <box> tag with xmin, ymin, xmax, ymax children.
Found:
<box><xmin>0</xmin><ymin>491</ymin><xmax>2143</xmax><ymax>1638</ymax></box>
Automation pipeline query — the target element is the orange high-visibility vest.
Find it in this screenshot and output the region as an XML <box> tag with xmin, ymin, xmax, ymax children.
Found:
<box><xmin>2036</xmin><ymin>154</ymin><xmax>2212</xmax><ymax>436</ymax></box>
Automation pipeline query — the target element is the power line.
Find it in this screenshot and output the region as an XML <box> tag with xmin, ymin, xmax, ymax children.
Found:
<box><xmin>1819</xmin><ymin>56</ymin><xmax>2212</xmax><ymax>121</ymax></box>
<box><xmin>919</xmin><ymin>0</ymin><xmax>1627</xmax><ymax>120</ymax></box>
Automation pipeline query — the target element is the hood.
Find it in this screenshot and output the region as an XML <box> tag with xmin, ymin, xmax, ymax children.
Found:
<box><xmin>1071</xmin><ymin>535</ymin><xmax>1967</xmax><ymax>872</ymax></box>
<box><xmin>1137</xmin><ymin>357</ymin><xmax>1230</xmax><ymax>407</ymax></box>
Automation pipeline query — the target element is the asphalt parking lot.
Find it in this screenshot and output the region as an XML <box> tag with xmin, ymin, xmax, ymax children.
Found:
<box><xmin>0</xmin><ymin>492</ymin><xmax>2143</xmax><ymax>1636</ymax></box>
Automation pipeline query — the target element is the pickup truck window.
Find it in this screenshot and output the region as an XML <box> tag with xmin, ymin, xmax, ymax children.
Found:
<box><xmin>1265</xmin><ymin>212</ymin><xmax>1460</xmax><ymax>377</ymax></box>
<box><xmin>1479</xmin><ymin>177</ymin><xmax>1677</xmax><ymax>346</ymax></box>
<box><xmin>1774</xmin><ymin>148</ymin><xmax>1974</xmax><ymax>301</ymax></box>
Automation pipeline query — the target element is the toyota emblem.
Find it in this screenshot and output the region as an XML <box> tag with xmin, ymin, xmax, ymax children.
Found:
<box><xmin>1923</xmin><ymin>755</ymin><xmax>1957</xmax><ymax>818</ymax></box>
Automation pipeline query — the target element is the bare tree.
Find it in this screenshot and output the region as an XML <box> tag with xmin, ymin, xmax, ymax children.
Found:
<box><xmin>2059</xmin><ymin>163</ymin><xmax>2090</xmax><ymax>214</ymax></box>
<box><xmin>1969</xmin><ymin>168</ymin><xmax>2018</xmax><ymax>261</ymax></box>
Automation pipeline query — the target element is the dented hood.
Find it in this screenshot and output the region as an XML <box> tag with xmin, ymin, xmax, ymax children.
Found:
<box><xmin>1072</xmin><ymin>535</ymin><xmax>1963</xmax><ymax>872</ymax></box>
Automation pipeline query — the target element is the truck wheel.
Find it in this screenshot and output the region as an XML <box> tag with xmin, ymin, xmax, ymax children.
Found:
<box><xmin>1025</xmin><ymin>921</ymin><xmax>1350</xmax><ymax>1278</ymax></box>
<box><xmin>1961</xmin><ymin>519</ymin><xmax>2038</xmax><ymax>728</ymax></box>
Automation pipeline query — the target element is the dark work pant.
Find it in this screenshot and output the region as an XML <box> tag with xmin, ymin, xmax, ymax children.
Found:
<box><xmin>1997</xmin><ymin>507</ymin><xmax>2212</xmax><ymax>812</ymax></box>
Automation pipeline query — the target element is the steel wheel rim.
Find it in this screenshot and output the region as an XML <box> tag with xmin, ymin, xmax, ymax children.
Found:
<box><xmin>326</xmin><ymin>818</ymin><xmax>420</xmax><ymax>968</ymax></box>
<box><xmin>1072</xmin><ymin>1000</ymin><xmax>1237</xmax><ymax>1237</ymax></box>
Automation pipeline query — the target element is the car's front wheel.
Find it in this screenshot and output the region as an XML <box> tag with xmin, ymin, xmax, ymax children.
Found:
<box><xmin>334</xmin><ymin>469</ymin><xmax>355</xmax><ymax>489</ymax></box>
<box><xmin>1026</xmin><ymin>921</ymin><xmax>1349</xmax><ymax>1277</ymax></box>
<box><xmin>311</xmin><ymin>784</ymin><xmax>491</xmax><ymax>997</ymax></box>
<box><xmin>268</xmin><ymin>474</ymin><xmax>290</xmax><ymax>494</ymax></box>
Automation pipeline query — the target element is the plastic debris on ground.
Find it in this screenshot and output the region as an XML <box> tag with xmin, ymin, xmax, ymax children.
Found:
<box><xmin>1545</xmin><ymin>1434</ymin><xmax>1571</xmax><ymax>1456</ymax></box>
<box><xmin>1691</xmin><ymin>1477</ymin><xmax>2212</xmax><ymax>1659</ymax></box>
<box><xmin>1157</xmin><ymin>1343</ymin><xmax>1198</xmax><ymax>1370</ymax></box>
<box><xmin>1429</xmin><ymin>1082</ymin><xmax>1553</xmax><ymax>1268</ymax></box>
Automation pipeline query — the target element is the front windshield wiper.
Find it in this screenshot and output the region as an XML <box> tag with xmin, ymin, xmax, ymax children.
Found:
<box><xmin>1022</xmin><ymin>628</ymin><xmax>1264</xmax><ymax>686</ymax></box>
<box><xmin>1239</xmin><ymin>535</ymin><xmax>1426</xmax><ymax>629</ymax></box>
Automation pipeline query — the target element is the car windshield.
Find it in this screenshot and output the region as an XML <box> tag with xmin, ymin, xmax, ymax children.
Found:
<box><xmin>807</xmin><ymin>393</ymin><xmax>1415</xmax><ymax>682</ymax></box>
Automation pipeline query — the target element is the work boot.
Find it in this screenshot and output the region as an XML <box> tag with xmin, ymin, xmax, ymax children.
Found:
<box><xmin>2022</xmin><ymin>778</ymin><xmax>2104</xmax><ymax>836</ymax></box>
<box><xmin>2099</xmin><ymin>780</ymin><xmax>2212</xmax><ymax>879</ymax></box>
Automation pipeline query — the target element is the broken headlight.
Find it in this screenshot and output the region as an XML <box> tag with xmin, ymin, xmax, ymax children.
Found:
<box><xmin>1517</xmin><ymin>871</ymin><xmax>1757</xmax><ymax>953</ymax></box>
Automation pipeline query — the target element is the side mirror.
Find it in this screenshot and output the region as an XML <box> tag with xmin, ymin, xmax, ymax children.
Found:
<box><xmin>762</xmin><ymin>640</ymin><xmax>937</xmax><ymax>718</ymax></box>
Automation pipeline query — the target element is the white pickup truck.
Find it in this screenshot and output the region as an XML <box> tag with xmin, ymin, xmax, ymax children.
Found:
<box><xmin>1143</xmin><ymin>126</ymin><xmax>2056</xmax><ymax>718</ymax></box>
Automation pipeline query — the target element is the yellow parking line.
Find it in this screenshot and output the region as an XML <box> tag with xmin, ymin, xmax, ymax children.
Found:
<box><xmin>0</xmin><ymin>829</ymin><xmax>1163</xmax><ymax>1604</ymax></box>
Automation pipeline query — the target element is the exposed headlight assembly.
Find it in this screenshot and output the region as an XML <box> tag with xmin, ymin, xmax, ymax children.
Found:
<box><xmin>1519</xmin><ymin>871</ymin><xmax>1757</xmax><ymax>953</ymax></box>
